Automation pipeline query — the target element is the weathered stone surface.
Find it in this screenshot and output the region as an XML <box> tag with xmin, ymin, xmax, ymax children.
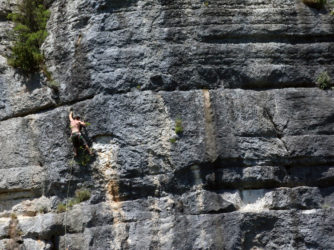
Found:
<box><xmin>54</xmin><ymin>209</ymin><xmax>334</xmax><ymax>250</ymax></box>
<box><xmin>19</xmin><ymin>213</ymin><xmax>63</xmax><ymax>239</ymax></box>
<box><xmin>266</xmin><ymin>187</ymin><xmax>324</xmax><ymax>210</ymax></box>
<box><xmin>11</xmin><ymin>196</ymin><xmax>56</xmax><ymax>217</ymax></box>
<box><xmin>0</xmin><ymin>86</ymin><xmax>333</xmax><ymax>248</ymax></box>
<box><xmin>41</xmin><ymin>0</ymin><xmax>334</xmax><ymax>102</ymax></box>
<box><xmin>1</xmin><ymin>0</ymin><xmax>334</xmax><ymax>249</ymax></box>
<box><xmin>22</xmin><ymin>239</ymin><xmax>52</xmax><ymax>250</ymax></box>
<box><xmin>0</xmin><ymin>218</ymin><xmax>9</xmax><ymax>239</ymax></box>
<box><xmin>239</xmin><ymin>209</ymin><xmax>334</xmax><ymax>250</ymax></box>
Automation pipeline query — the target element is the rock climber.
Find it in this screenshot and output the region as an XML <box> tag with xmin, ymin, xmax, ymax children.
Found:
<box><xmin>69</xmin><ymin>111</ymin><xmax>93</xmax><ymax>157</ymax></box>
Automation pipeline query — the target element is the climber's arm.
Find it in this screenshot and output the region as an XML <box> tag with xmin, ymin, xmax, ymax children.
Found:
<box><xmin>80</xmin><ymin>121</ymin><xmax>87</xmax><ymax>127</ymax></box>
<box><xmin>69</xmin><ymin>111</ymin><xmax>74</xmax><ymax>121</ymax></box>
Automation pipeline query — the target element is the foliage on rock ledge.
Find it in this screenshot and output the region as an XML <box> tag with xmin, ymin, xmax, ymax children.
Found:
<box><xmin>175</xmin><ymin>118</ymin><xmax>183</xmax><ymax>135</ymax></box>
<box><xmin>7</xmin><ymin>0</ymin><xmax>50</xmax><ymax>73</ymax></box>
<box><xmin>317</xmin><ymin>71</ymin><xmax>332</xmax><ymax>89</ymax></box>
<box><xmin>57</xmin><ymin>189</ymin><xmax>91</xmax><ymax>213</ymax></box>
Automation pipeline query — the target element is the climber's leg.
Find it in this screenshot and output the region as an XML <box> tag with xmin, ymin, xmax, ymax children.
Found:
<box><xmin>84</xmin><ymin>144</ymin><xmax>93</xmax><ymax>155</ymax></box>
<box><xmin>80</xmin><ymin>135</ymin><xmax>93</xmax><ymax>155</ymax></box>
<box><xmin>73</xmin><ymin>146</ymin><xmax>78</xmax><ymax>157</ymax></box>
<box><xmin>71</xmin><ymin>133</ymin><xmax>80</xmax><ymax>157</ymax></box>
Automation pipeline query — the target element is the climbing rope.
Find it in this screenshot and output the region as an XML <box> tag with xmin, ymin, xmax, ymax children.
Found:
<box><xmin>64</xmin><ymin>160</ymin><xmax>74</xmax><ymax>250</ymax></box>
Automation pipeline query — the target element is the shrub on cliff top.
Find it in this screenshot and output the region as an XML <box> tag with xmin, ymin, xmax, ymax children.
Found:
<box><xmin>7</xmin><ymin>0</ymin><xmax>50</xmax><ymax>73</ymax></box>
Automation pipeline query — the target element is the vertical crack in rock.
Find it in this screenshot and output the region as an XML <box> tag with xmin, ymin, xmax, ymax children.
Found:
<box><xmin>154</xmin><ymin>94</ymin><xmax>173</xmax><ymax>171</ymax></box>
<box><xmin>263</xmin><ymin>107</ymin><xmax>290</xmax><ymax>155</ymax></box>
<box><xmin>202</xmin><ymin>89</ymin><xmax>218</xmax><ymax>162</ymax></box>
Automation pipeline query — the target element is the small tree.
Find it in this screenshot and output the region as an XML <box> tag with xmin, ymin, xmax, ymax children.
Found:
<box><xmin>7</xmin><ymin>0</ymin><xmax>50</xmax><ymax>73</ymax></box>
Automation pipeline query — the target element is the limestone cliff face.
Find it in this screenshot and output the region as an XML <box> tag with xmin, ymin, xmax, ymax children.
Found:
<box><xmin>0</xmin><ymin>0</ymin><xmax>334</xmax><ymax>249</ymax></box>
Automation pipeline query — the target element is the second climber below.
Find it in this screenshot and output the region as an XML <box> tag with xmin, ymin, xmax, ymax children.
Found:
<box><xmin>69</xmin><ymin>111</ymin><xmax>93</xmax><ymax>157</ymax></box>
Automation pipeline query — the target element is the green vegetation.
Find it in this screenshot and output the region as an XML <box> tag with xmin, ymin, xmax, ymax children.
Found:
<box><xmin>46</xmin><ymin>80</ymin><xmax>60</xmax><ymax>90</ymax></box>
<box><xmin>302</xmin><ymin>0</ymin><xmax>327</xmax><ymax>8</ymax></box>
<box><xmin>322</xmin><ymin>204</ymin><xmax>331</xmax><ymax>209</ymax></box>
<box><xmin>169</xmin><ymin>137</ymin><xmax>177</xmax><ymax>143</ymax></box>
<box><xmin>68</xmin><ymin>159</ymin><xmax>76</xmax><ymax>167</ymax></box>
<box><xmin>56</xmin><ymin>189</ymin><xmax>91</xmax><ymax>213</ymax></box>
<box><xmin>75</xmin><ymin>188</ymin><xmax>91</xmax><ymax>202</ymax></box>
<box><xmin>169</xmin><ymin>118</ymin><xmax>184</xmax><ymax>143</ymax></box>
<box><xmin>317</xmin><ymin>71</ymin><xmax>332</xmax><ymax>89</ymax></box>
<box><xmin>67</xmin><ymin>198</ymin><xmax>78</xmax><ymax>208</ymax></box>
<box><xmin>38</xmin><ymin>206</ymin><xmax>48</xmax><ymax>214</ymax></box>
<box><xmin>175</xmin><ymin>118</ymin><xmax>183</xmax><ymax>135</ymax></box>
<box><xmin>56</xmin><ymin>203</ymin><xmax>66</xmax><ymax>213</ymax></box>
<box><xmin>7</xmin><ymin>0</ymin><xmax>50</xmax><ymax>73</ymax></box>
<box><xmin>10</xmin><ymin>213</ymin><xmax>17</xmax><ymax>220</ymax></box>
<box><xmin>67</xmin><ymin>188</ymin><xmax>91</xmax><ymax>207</ymax></box>
<box><xmin>77</xmin><ymin>151</ymin><xmax>92</xmax><ymax>166</ymax></box>
<box><xmin>136</xmin><ymin>85</ymin><xmax>141</xmax><ymax>90</ymax></box>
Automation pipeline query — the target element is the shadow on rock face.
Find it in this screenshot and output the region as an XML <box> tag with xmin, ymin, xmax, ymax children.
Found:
<box><xmin>74</xmin><ymin>147</ymin><xmax>95</xmax><ymax>167</ymax></box>
<box><xmin>240</xmin><ymin>213</ymin><xmax>279</xmax><ymax>249</ymax></box>
<box><xmin>95</xmin><ymin>0</ymin><xmax>138</xmax><ymax>12</ymax></box>
<box><xmin>165</xmin><ymin>158</ymin><xmax>246</xmax><ymax>195</ymax></box>
<box><xmin>22</xmin><ymin>73</ymin><xmax>43</xmax><ymax>93</ymax></box>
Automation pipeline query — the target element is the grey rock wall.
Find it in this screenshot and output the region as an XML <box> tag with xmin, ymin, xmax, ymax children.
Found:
<box><xmin>0</xmin><ymin>0</ymin><xmax>334</xmax><ymax>249</ymax></box>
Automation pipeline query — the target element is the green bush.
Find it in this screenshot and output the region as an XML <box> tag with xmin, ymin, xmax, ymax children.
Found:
<box><xmin>67</xmin><ymin>198</ymin><xmax>80</xmax><ymax>208</ymax></box>
<box><xmin>7</xmin><ymin>0</ymin><xmax>50</xmax><ymax>73</ymax></box>
<box><xmin>77</xmin><ymin>153</ymin><xmax>92</xmax><ymax>166</ymax></box>
<box><xmin>175</xmin><ymin>118</ymin><xmax>183</xmax><ymax>135</ymax></box>
<box><xmin>302</xmin><ymin>0</ymin><xmax>327</xmax><ymax>8</ymax></box>
<box><xmin>56</xmin><ymin>189</ymin><xmax>90</xmax><ymax>213</ymax></box>
<box><xmin>169</xmin><ymin>137</ymin><xmax>177</xmax><ymax>143</ymax></box>
<box><xmin>75</xmin><ymin>188</ymin><xmax>91</xmax><ymax>202</ymax></box>
<box><xmin>317</xmin><ymin>71</ymin><xmax>332</xmax><ymax>89</ymax></box>
<box><xmin>57</xmin><ymin>203</ymin><xmax>66</xmax><ymax>213</ymax></box>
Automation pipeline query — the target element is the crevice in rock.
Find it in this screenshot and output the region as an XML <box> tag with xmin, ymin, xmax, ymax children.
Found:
<box><xmin>198</xmin><ymin>34</ymin><xmax>334</xmax><ymax>45</ymax></box>
<box><xmin>263</xmin><ymin>107</ymin><xmax>290</xmax><ymax>155</ymax></box>
<box><xmin>202</xmin><ymin>89</ymin><xmax>218</xmax><ymax>162</ymax></box>
<box><xmin>167</xmin><ymin>158</ymin><xmax>334</xmax><ymax>194</ymax></box>
<box><xmin>0</xmin><ymin>15</ymin><xmax>8</xmax><ymax>22</ymax></box>
<box><xmin>0</xmin><ymin>86</ymin><xmax>326</xmax><ymax>124</ymax></box>
<box><xmin>0</xmin><ymin>94</ymin><xmax>95</xmax><ymax>123</ymax></box>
